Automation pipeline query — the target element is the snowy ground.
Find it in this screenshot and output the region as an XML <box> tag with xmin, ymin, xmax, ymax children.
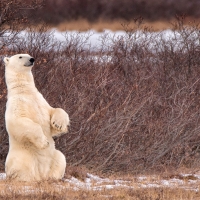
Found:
<box><xmin>52</xmin><ymin>29</ymin><xmax>176</xmax><ymax>50</ymax></box>
<box><xmin>65</xmin><ymin>173</ymin><xmax>200</xmax><ymax>192</ymax></box>
<box><xmin>8</xmin><ymin>29</ymin><xmax>178</xmax><ymax>50</ymax></box>
<box><xmin>0</xmin><ymin>172</ymin><xmax>200</xmax><ymax>192</ymax></box>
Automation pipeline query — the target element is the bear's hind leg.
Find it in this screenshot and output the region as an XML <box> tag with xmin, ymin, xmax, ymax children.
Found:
<box><xmin>5</xmin><ymin>162</ymin><xmax>39</xmax><ymax>181</ymax></box>
<box><xmin>6</xmin><ymin>169</ymin><xmax>35</xmax><ymax>181</ymax></box>
<box><xmin>5</xmin><ymin>155</ymin><xmax>39</xmax><ymax>181</ymax></box>
<box><xmin>49</xmin><ymin>150</ymin><xmax>66</xmax><ymax>180</ymax></box>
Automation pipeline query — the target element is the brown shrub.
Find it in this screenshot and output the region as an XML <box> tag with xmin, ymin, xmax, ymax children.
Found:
<box><xmin>24</xmin><ymin>0</ymin><xmax>200</xmax><ymax>24</ymax></box>
<box><xmin>1</xmin><ymin>18</ymin><xmax>200</xmax><ymax>174</ymax></box>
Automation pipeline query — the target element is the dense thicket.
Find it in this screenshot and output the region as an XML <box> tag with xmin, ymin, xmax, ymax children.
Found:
<box><xmin>1</xmin><ymin>0</ymin><xmax>200</xmax><ymax>25</ymax></box>
<box><xmin>1</xmin><ymin>17</ymin><xmax>200</xmax><ymax>173</ymax></box>
<box><xmin>25</xmin><ymin>0</ymin><xmax>200</xmax><ymax>24</ymax></box>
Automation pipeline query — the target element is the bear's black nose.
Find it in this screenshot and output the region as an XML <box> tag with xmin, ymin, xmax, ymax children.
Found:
<box><xmin>29</xmin><ymin>58</ymin><xmax>35</xmax><ymax>63</ymax></box>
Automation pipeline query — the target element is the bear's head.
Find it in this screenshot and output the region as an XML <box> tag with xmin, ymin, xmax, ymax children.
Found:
<box><xmin>3</xmin><ymin>54</ymin><xmax>35</xmax><ymax>72</ymax></box>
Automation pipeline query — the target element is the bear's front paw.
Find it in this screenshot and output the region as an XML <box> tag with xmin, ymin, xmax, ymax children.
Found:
<box><xmin>51</xmin><ymin>120</ymin><xmax>69</xmax><ymax>133</ymax></box>
<box><xmin>51</xmin><ymin>108</ymin><xmax>70</xmax><ymax>133</ymax></box>
<box><xmin>35</xmin><ymin>135</ymin><xmax>49</xmax><ymax>149</ymax></box>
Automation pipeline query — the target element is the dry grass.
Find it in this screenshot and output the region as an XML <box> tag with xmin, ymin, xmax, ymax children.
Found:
<box><xmin>0</xmin><ymin>177</ymin><xmax>199</xmax><ymax>200</ymax></box>
<box><xmin>55</xmin><ymin>19</ymin><xmax>174</xmax><ymax>32</ymax></box>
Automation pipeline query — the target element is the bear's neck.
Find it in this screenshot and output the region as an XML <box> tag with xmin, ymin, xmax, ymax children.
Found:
<box><xmin>5</xmin><ymin>69</ymin><xmax>37</xmax><ymax>97</ymax></box>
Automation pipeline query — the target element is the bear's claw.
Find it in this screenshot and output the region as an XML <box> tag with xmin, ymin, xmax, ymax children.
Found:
<box><xmin>51</xmin><ymin>120</ymin><xmax>67</xmax><ymax>132</ymax></box>
<box><xmin>51</xmin><ymin>108</ymin><xmax>70</xmax><ymax>133</ymax></box>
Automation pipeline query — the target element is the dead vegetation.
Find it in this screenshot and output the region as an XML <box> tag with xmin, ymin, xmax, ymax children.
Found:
<box><xmin>0</xmin><ymin>176</ymin><xmax>199</xmax><ymax>200</ymax></box>
<box><xmin>0</xmin><ymin>187</ymin><xmax>198</xmax><ymax>200</ymax></box>
<box><xmin>1</xmin><ymin>17</ymin><xmax>200</xmax><ymax>175</ymax></box>
<box><xmin>24</xmin><ymin>0</ymin><xmax>200</xmax><ymax>24</ymax></box>
<box><xmin>2</xmin><ymin>0</ymin><xmax>200</xmax><ymax>31</ymax></box>
<box><xmin>55</xmin><ymin>19</ymin><xmax>175</xmax><ymax>32</ymax></box>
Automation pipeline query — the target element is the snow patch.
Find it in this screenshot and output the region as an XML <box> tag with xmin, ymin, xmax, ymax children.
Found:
<box><xmin>1</xmin><ymin>172</ymin><xmax>200</xmax><ymax>192</ymax></box>
<box><xmin>0</xmin><ymin>173</ymin><xmax>6</xmax><ymax>180</ymax></box>
<box><xmin>64</xmin><ymin>172</ymin><xmax>200</xmax><ymax>191</ymax></box>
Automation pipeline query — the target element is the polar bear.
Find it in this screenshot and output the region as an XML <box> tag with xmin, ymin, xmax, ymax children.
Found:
<box><xmin>3</xmin><ymin>54</ymin><xmax>70</xmax><ymax>181</ymax></box>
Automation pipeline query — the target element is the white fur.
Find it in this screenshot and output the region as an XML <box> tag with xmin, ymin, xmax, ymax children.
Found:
<box><xmin>4</xmin><ymin>54</ymin><xmax>70</xmax><ymax>181</ymax></box>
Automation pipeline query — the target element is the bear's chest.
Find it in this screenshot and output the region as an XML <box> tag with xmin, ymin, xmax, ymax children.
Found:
<box><xmin>7</xmin><ymin>93</ymin><xmax>50</xmax><ymax>125</ymax></box>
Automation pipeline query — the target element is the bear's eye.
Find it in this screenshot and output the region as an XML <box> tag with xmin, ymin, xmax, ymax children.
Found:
<box><xmin>19</xmin><ymin>56</ymin><xmax>22</xmax><ymax>59</ymax></box>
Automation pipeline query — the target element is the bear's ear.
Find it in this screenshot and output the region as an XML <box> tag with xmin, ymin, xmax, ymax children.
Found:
<box><xmin>3</xmin><ymin>57</ymin><xmax>10</xmax><ymax>65</ymax></box>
